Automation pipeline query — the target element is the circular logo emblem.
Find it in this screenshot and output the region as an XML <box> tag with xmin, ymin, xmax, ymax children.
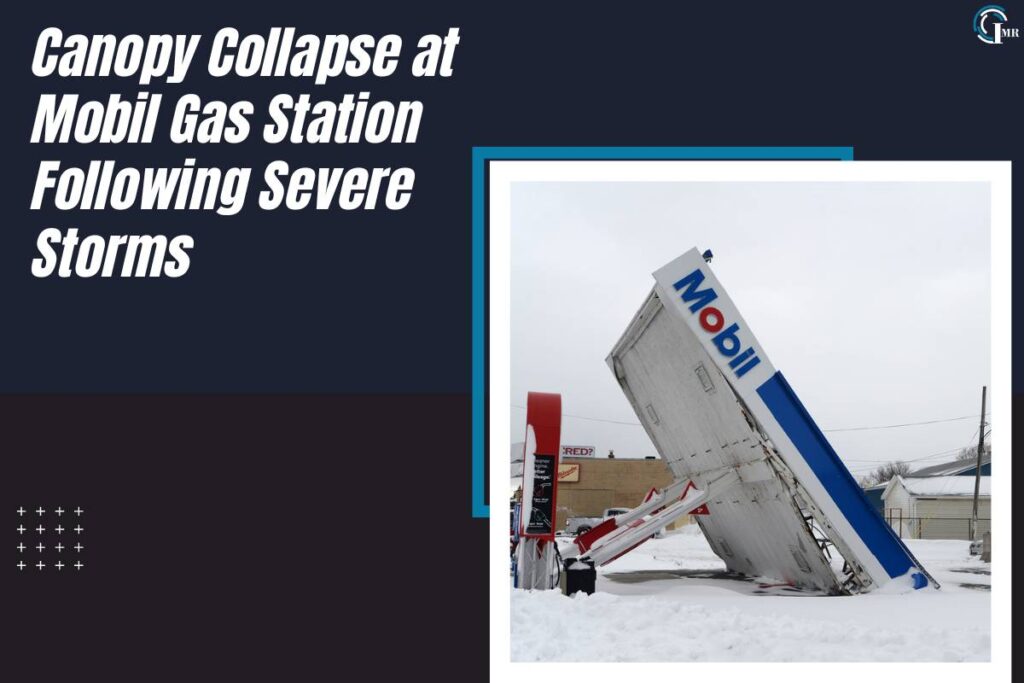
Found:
<box><xmin>975</xmin><ymin>5</ymin><xmax>1009</xmax><ymax>44</ymax></box>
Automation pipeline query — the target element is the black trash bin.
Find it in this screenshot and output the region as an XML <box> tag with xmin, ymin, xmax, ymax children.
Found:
<box><xmin>561</xmin><ymin>557</ymin><xmax>596</xmax><ymax>596</ymax></box>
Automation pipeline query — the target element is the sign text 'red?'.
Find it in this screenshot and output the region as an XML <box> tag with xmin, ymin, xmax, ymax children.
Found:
<box><xmin>672</xmin><ymin>269</ymin><xmax>761</xmax><ymax>379</ymax></box>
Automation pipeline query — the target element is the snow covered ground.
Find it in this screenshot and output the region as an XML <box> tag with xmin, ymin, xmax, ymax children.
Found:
<box><xmin>511</xmin><ymin>525</ymin><xmax>990</xmax><ymax>662</ymax></box>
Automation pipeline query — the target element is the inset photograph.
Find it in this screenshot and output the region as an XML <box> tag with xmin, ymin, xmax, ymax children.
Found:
<box><xmin>490</xmin><ymin>162</ymin><xmax>1005</xmax><ymax>663</ymax></box>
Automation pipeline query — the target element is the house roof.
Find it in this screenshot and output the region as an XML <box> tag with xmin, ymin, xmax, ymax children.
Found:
<box><xmin>911</xmin><ymin>451</ymin><xmax>991</xmax><ymax>478</ymax></box>
<box><xmin>883</xmin><ymin>475</ymin><xmax>991</xmax><ymax>500</ymax></box>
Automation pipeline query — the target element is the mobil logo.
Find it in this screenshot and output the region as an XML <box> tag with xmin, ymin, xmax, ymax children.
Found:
<box><xmin>672</xmin><ymin>268</ymin><xmax>761</xmax><ymax>379</ymax></box>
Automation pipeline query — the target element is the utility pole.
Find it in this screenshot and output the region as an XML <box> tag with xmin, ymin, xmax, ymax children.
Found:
<box><xmin>970</xmin><ymin>386</ymin><xmax>987</xmax><ymax>541</ymax></box>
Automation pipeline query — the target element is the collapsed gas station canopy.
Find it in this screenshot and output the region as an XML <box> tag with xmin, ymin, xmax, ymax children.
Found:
<box><xmin>606</xmin><ymin>248</ymin><xmax>934</xmax><ymax>594</ymax></box>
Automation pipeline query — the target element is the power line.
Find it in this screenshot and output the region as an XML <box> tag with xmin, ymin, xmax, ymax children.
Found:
<box><xmin>512</xmin><ymin>402</ymin><xmax>989</xmax><ymax>473</ymax></box>
<box><xmin>510</xmin><ymin>403</ymin><xmax>988</xmax><ymax>478</ymax></box>
<box><xmin>843</xmin><ymin>432</ymin><xmax>997</xmax><ymax>473</ymax></box>
<box><xmin>839</xmin><ymin>411</ymin><xmax>994</xmax><ymax>474</ymax></box>
<box><xmin>844</xmin><ymin>448</ymin><xmax>964</xmax><ymax>472</ymax></box>
<box><xmin>823</xmin><ymin>414</ymin><xmax>987</xmax><ymax>433</ymax></box>
<box><xmin>510</xmin><ymin>404</ymin><xmax>642</xmax><ymax>426</ymax></box>
<box><xmin>511</xmin><ymin>403</ymin><xmax>990</xmax><ymax>433</ymax></box>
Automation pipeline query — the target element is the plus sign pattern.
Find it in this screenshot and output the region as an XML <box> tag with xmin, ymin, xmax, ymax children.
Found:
<box><xmin>15</xmin><ymin>506</ymin><xmax>85</xmax><ymax>573</ymax></box>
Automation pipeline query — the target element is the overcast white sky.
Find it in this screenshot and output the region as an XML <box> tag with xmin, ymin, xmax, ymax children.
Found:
<box><xmin>510</xmin><ymin>181</ymin><xmax>991</xmax><ymax>480</ymax></box>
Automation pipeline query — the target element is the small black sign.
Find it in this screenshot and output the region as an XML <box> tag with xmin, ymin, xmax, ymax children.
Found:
<box><xmin>525</xmin><ymin>454</ymin><xmax>556</xmax><ymax>536</ymax></box>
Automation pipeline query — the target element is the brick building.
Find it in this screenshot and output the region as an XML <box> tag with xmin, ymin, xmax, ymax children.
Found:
<box><xmin>511</xmin><ymin>444</ymin><xmax>697</xmax><ymax>533</ymax></box>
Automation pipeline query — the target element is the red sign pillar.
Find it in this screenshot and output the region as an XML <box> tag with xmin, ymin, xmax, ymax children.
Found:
<box><xmin>519</xmin><ymin>392</ymin><xmax>562</xmax><ymax>541</ymax></box>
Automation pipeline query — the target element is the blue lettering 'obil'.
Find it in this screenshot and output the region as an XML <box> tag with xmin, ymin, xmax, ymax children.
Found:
<box><xmin>673</xmin><ymin>269</ymin><xmax>718</xmax><ymax>312</ymax></box>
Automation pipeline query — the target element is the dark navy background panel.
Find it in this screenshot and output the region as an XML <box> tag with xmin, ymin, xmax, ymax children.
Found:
<box><xmin>0</xmin><ymin>2</ymin><xmax>1021</xmax><ymax>392</ymax></box>
<box><xmin>2</xmin><ymin>395</ymin><xmax>485</xmax><ymax>681</ymax></box>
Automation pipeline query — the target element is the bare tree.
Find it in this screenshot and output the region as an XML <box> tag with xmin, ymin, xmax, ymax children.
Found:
<box><xmin>956</xmin><ymin>442</ymin><xmax>991</xmax><ymax>462</ymax></box>
<box><xmin>861</xmin><ymin>461</ymin><xmax>911</xmax><ymax>487</ymax></box>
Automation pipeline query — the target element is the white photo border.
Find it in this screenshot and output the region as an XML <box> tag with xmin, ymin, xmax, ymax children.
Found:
<box><xmin>489</xmin><ymin>160</ymin><xmax>1010</xmax><ymax>681</ymax></box>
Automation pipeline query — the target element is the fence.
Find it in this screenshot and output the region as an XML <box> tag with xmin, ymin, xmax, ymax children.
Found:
<box><xmin>883</xmin><ymin>508</ymin><xmax>991</xmax><ymax>540</ymax></box>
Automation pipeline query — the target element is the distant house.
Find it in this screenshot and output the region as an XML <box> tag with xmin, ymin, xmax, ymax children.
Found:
<box><xmin>911</xmin><ymin>451</ymin><xmax>991</xmax><ymax>478</ymax></box>
<box><xmin>863</xmin><ymin>483</ymin><xmax>888</xmax><ymax>515</ymax></box>
<box><xmin>881</xmin><ymin>475</ymin><xmax>990</xmax><ymax>540</ymax></box>
<box><xmin>861</xmin><ymin>451</ymin><xmax>991</xmax><ymax>515</ymax></box>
